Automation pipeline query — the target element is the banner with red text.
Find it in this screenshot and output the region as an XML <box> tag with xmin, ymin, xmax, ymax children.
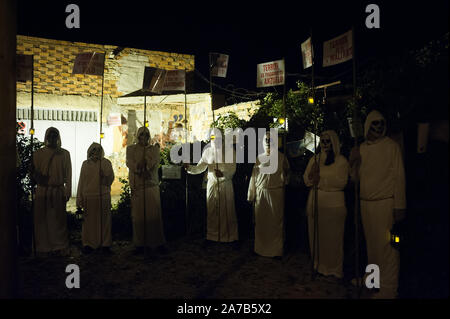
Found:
<box><xmin>210</xmin><ymin>53</ymin><xmax>229</xmax><ymax>78</ymax></box>
<box><xmin>163</xmin><ymin>69</ymin><xmax>186</xmax><ymax>92</ymax></box>
<box><xmin>256</xmin><ymin>59</ymin><xmax>285</xmax><ymax>88</ymax></box>
<box><xmin>301</xmin><ymin>37</ymin><xmax>313</xmax><ymax>69</ymax></box>
<box><xmin>322</xmin><ymin>30</ymin><xmax>353</xmax><ymax>67</ymax></box>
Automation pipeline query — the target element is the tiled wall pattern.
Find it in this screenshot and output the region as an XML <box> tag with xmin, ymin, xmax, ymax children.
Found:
<box><xmin>16</xmin><ymin>35</ymin><xmax>195</xmax><ymax>98</ymax></box>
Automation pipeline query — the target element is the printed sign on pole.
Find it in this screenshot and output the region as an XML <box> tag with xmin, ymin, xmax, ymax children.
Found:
<box><xmin>301</xmin><ymin>37</ymin><xmax>313</xmax><ymax>69</ymax></box>
<box><xmin>72</xmin><ymin>52</ymin><xmax>105</xmax><ymax>76</ymax></box>
<box><xmin>210</xmin><ymin>53</ymin><xmax>229</xmax><ymax>78</ymax></box>
<box><xmin>107</xmin><ymin>113</ymin><xmax>122</xmax><ymax>126</ymax></box>
<box><xmin>163</xmin><ymin>69</ymin><xmax>186</xmax><ymax>92</ymax></box>
<box><xmin>143</xmin><ymin>67</ymin><xmax>167</xmax><ymax>94</ymax></box>
<box><xmin>322</xmin><ymin>30</ymin><xmax>353</xmax><ymax>67</ymax></box>
<box><xmin>256</xmin><ymin>59</ymin><xmax>285</xmax><ymax>88</ymax></box>
<box><xmin>16</xmin><ymin>54</ymin><xmax>33</xmax><ymax>82</ymax></box>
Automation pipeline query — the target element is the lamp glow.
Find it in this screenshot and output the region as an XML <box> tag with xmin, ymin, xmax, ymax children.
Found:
<box><xmin>308</xmin><ymin>97</ymin><xmax>314</xmax><ymax>104</ymax></box>
<box><xmin>100</xmin><ymin>132</ymin><xmax>104</xmax><ymax>139</ymax></box>
<box><xmin>29</xmin><ymin>128</ymin><xmax>35</xmax><ymax>135</ymax></box>
<box><xmin>278</xmin><ymin>117</ymin><xmax>285</xmax><ymax>125</ymax></box>
<box><xmin>145</xmin><ymin>120</ymin><xmax>149</xmax><ymax>127</ymax></box>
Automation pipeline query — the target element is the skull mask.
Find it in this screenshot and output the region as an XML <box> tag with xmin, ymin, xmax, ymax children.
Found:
<box><xmin>368</xmin><ymin>119</ymin><xmax>385</xmax><ymax>141</ymax></box>
<box><xmin>320</xmin><ymin>133</ymin><xmax>332</xmax><ymax>152</ymax></box>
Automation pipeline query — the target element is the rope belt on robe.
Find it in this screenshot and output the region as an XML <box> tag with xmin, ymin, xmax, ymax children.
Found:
<box><xmin>39</xmin><ymin>184</ymin><xmax>64</xmax><ymax>208</ymax></box>
<box><xmin>360</xmin><ymin>196</ymin><xmax>393</xmax><ymax>201</ymax></box>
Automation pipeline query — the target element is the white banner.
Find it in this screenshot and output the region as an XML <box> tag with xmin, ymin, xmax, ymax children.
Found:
<box><xmin>107</xmin><ymin>113</ymin><xmax>122</xmax><ymax>126</ymax></box>
<box><xmin>210</xmin><ymin>53</ymin><xmax>229</xmax><ymax>78</ymax></box>
<box><xmin>163</xmin><ymin>69</ymin><xmax>186</xmax><ymax>92</ymax></box>
<box><xmin>301</xmin><ymin>37</ymin><xmax>313</xmax><ymax>69</ymax></box>
<box><xmin>16</xmin><ymin>54</ymin><xmax>33</xmax><ymax>82</ymax></box>
<box><xmin>72</xmin><ymin>52</ymin><xmax>105</xmax><ymax>76</ymax></box>
<box><xmin>256</xmin><ymin>59</ymin><xmax>285</xmax><ymax>88</ymax></box>
<box><xmin>322</xmin><ymin>30</ymin><xmax>353</xmax><ymax>67</ymax></box>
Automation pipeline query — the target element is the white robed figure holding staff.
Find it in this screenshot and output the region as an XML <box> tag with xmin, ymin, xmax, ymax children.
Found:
<box><xmin>247</xmin><ymin>131</ymin><xmax>290</xmax><ymax>258</ymax></box>
<box><xmin>126</xmin><ymin>126</ymin><xmax>166</xmax><ymax>254</ymax></box>
<box><xmin>32</xmin><ymin>127</ymin><xmax>71</xmax><ymax>254</ymax></box>
<box><xmin>184</xmin><ymin>128</ymin><xmax>238</xmax><ymax>244</ymax></box>
<box><xmin>77</xmin><ymin>142</ymin><xmax>114</xmax><ymax>253</ymax></box>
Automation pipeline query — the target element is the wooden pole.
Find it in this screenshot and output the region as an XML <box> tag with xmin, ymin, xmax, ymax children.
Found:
<box><xmin>0</xmin><ymin>0</ymin><xmax>18</xmax><ymax>298</ymax></box>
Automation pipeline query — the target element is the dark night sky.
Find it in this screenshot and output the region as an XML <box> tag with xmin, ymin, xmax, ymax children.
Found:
<box><xmin>17</xmin><ymin>0</ymin><xmax>449</xmax><ymax>93</ymax></box>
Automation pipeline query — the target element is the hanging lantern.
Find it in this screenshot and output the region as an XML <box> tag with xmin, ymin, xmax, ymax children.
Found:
<box><xmin>308</xmin><ymin>97</ymin><xmax>314</xmax><ymax>104</ymax></box>
<box><xmin>278</xmin><ymin>117</ymin><xmax>285</xmax><ymax>125</ymax></box>
<box><xmin>390</xmin><ymin>222</ymin><xmax>403</xmax><ymax>250</ymax></box>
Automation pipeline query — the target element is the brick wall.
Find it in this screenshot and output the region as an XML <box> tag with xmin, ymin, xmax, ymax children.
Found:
<box><xmin>16</xmin><ymin>35</ymin><xmax>195</xmax><ymax>98</ymax></box>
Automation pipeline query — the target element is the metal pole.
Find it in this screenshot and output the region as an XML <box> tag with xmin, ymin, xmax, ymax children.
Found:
<box><xmin>99</xmin><ymin>55</ymin><xmax>105</xmax><ymax>249</ymax></box>
<box><xmin>310</xmin><ymin>29</ymin><xmax>320</xmax><ymax>280</ymax></box>
<box><xmin>184</xmin><ymin>69</ymin><xmax>189</xmax><ymax>236</ymax></box>
<box><xmin>30</xmin><ymin>55</ymin><xmax>36</xmax><ymax>257</ymax></box>
<box><xmin>352</xmin><ymin>25</ymin><xmax>361</xmax><ymax>298</ymax></box>
<box><xmin>209</xmin><ymin>56</ymin><xmax>221</xmax><ymax>243</ymax></box>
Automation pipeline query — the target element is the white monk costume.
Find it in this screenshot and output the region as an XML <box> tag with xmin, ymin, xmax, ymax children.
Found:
<box><xmin>352</xmin><ymin>110</ymin><xmax>406</xmax><ymax>298</ymax></box>
<box><xmin>303</xmin><ymin>130</ymin><xmax>349</xmax><ymax>278</ymax></box>
<box><xmin>186</xmin><ymin>131</ymin><xmax>238</xmax><ymax>242</ymax></box>
<box><xmin>32</xmin><ymin>127</ymin><xmax>71</xmax><ymax>253</ymax></box>
<box><xmin>247</xmin><ymin>138</ymin><xmax>290</xmax><ymax>257</ymax></box>
<box><xmin>76</xmin><ymin>143</ymin><xmax>114</xmax><ymax>249</ymax></box>
<box><xmin>126</xmin><ymin>127</ymin><xmax>166</xmax><ymax>248</ymax></box>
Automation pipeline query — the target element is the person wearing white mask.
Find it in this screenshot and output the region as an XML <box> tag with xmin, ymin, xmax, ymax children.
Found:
<box><xmin>184</xmin><ymin>128</ymin><xmax>238</xmax><ymax>244</ymax></box>
<box><xmin>349</xmin><ymin>110</ymin><xmax>406</xmax><ymax>299</ymax></box>
<box><xmin>247</xmin><ymin>131</ymin><xmax>290</xmax><ymax>258</ymax></box>
<box><xmin>32</xmin><ymin>127</ymin><xmax>71</xmax><ymax>255</ymax></box>
<box><xmin>76</xmin><ymin>142</ymin><xmax>114</xmax><ymax>254</ymax></box>
<box><xmin>303</xmin><ymin>130</ymin><xmax>349</xmax><ymax>279</ymax></box>
<box><xmin>126</xmin><ymin>127</ymin><xmax>166</xmax><ymax>254</ymax></box>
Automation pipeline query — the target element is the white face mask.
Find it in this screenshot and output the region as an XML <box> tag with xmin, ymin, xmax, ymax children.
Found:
<box><xmin>368</xmin><ymin>119</ymin><xmax>385</xmax><ymax>140</ymax></box>
<box><xmin>320</xmin><ymin>134</ymin><xmax>332</xmax><ymax>152</ymax></box>
<box><xmin>263</xmin><ymin>135</ymin><xmax>273</xmax><ymax>153</ymax></box>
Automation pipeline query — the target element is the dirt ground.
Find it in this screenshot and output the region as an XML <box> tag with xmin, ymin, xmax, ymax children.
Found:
<box><xmin>18</xmin><ymin>232</ymin><xmax>371</xmax><ymax>299</ymax></box>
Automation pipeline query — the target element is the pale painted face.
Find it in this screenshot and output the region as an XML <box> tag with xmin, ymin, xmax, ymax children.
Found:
<box><xmin>264</xmin><ymin>133</ymin><xmax>273</xmax><ymax>153</ymax></box>
<box><xmin>320</xmin><ymin>133</ymin><xmax>332</xmax><ymax>152</ymax></box>
<box><xmin>368</xmin><ymin>119</ymin><xmax>385</xmax><ymax>141</ymax></box>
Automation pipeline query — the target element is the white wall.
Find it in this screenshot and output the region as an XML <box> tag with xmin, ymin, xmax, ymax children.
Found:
<box><xmin>21</xmin><ymin>119</ymin><xmax>99</xmax><ymax>197</ymax></box>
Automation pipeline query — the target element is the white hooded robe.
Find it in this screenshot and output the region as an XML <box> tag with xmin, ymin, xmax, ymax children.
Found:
<box><xmin>32</xmin><ymin>127</ymin><xmax>71</xmax><ymax>253</ymax></box>
<box><xmin>248</xmin><ymin>150</ymin><xmax>290</xmax><ymax>257</ymax></box>
<box><xmin>76</xmin><ymin>143</ymin><xmax>114</xmax><ymax>249</ymax></box>
<box><xmin>187</xmin><ymin>143</ymin><xmax>238</xmax><ymax>242</ymax></box>
<box><xmin>303</xmin><ymin>130</ymin><xmax>349</xmax><ymax>278</ymax></box>
<box><xmin>126</xmin><ymin>127</ymin><xmax>166</xmax><ymax>248</ymax></box>
<box><xmin>356</xmin><ymin>110</ymin><xmax>406</xmax><ymax>298</ymax></box>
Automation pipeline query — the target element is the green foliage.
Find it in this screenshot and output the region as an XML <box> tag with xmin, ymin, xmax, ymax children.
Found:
<box><xmin>16</xmin><ymin>128</ymin><xmax>44</xmax><ymax>215</ymax></box>
<box><xmin>250</xmin><ymin>81</ymin><xmax>325</xmax><ymax>137</ymax></box>
<box><xmin>211</xmin><ymin>111</ymin><xmax>246</xmax><ymax>130</ymax></box>
<box><xmin>111</xmin><ymin>177</ymin><xmax>132</xmax><ymax>240</ymax></box>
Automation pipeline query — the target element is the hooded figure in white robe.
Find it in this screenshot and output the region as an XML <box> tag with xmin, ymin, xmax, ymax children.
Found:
<box><xmin>76</xmin><ymin>143</ymin><xmax>114</xmax><ymax>250</ymax></box>
<box><xmin>32</xmin><ymin>127</ymin><xmax>71</xmax><ymax>253</ymax></box>
<box><xmin>247</xmin><ymin>132</ymin><xmax>290</xmax><ymax>257</ymax></box>
<box><xmin>303</xmin><ymin>130</ymin><xmax>349</xmax><ymax>278</ymax></box>
<box><xmin>185</xmin><ymin>129</ymin><xmax>238</xmax><ymax>242</ymax></box>
<box><xmin>126</xmin><ymin>127</ymin><xmax>166</xmax><ymax>249</ymax></box>
<box><xmin>350</xmin><ymin>110</ymin><xmax>406</xmax><ymax>298</ymax></box>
